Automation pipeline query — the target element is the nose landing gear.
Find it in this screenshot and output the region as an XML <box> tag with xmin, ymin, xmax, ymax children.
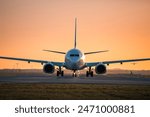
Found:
<box><xmin>72</xmin><ymin>70</ymin><xmax>80</xmax><ymax>77</ymax></box>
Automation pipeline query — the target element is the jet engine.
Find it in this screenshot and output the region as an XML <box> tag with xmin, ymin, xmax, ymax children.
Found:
<box><xmin>95</xmin><ymin>64</ymin><xmax>107</xmax><ymax>74</ymax></box>
<box><xmin>43</xmin><ymin>63</ymin><xmax>55</xmax><ymax>74</ymax></box>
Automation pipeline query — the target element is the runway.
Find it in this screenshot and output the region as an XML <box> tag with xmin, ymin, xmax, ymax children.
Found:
<box><xmin>0</xmin><ymin>74</ymin><xmax>150</xmax><ymax>85</ymax></box>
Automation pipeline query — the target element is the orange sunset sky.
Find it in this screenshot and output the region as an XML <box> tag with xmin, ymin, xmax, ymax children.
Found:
<box><xmin>0</xmin><ymin>0</ymin><xmax>150</xmax><ymax>70</ymax></box>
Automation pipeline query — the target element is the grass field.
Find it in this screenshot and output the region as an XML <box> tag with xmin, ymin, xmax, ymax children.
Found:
<box><xmin>0</xmin><ymin>83</ymin><xmax>150</xmax><ymax>100</ymax></box>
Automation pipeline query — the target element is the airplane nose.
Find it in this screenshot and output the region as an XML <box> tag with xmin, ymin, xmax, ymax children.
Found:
<box><xmin>71</xmin><ymin>59</ymin><xmax>80</xmax><ymax>68</ymax></box>
<box><xmin>73</xmin><ymin>58</ymin><xmax>78</xmax><ymax>62</ymax></box>
<box><xmin>71</xmin><ymin>58</ymin><xmax>79</xmax><ymax>64</ymax></box>
<box><xmin>71</xmin><ymin>63</ymin><xmax>78</xmax><ymax>69</ymax></box>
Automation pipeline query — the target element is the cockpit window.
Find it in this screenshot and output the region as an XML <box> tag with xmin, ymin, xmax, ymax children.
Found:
<box><xmin>70</xmin><ymin>54</ymin><xmax>74</xmax><ymax>57</ymax></box>
<box><xmin>70</xmin><ymin>54</ymin><xmax>79</xmax><ymax>57</ymax></box>
<box><xmin>75</xmin><ymin>54</ymin><xmax>79</xmax><ymax>57</ymax></box>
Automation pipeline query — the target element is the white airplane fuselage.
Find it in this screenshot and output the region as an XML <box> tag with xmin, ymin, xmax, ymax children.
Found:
<box><xmin>65</xmin><ymin>48</ymin><xmax>86</xmax><ymax>70</ymax></box>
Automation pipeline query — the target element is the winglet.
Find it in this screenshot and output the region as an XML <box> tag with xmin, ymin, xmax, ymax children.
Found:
<box><xmin>74</xmin><ymin>18</ymin><xmax>77</xmax><ymax>48</ymax></box>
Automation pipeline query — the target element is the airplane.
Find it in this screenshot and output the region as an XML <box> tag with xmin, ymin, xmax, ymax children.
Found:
<box><xmin>0</xmin><ymin>18</ymin><xmax>150</xmax><ymax>77</ymax></box>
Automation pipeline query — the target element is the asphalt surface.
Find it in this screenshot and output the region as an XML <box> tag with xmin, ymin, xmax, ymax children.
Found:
<box><xmin>0</xmin><ymin>74</ymin><xmax>150</xmax><ymax>85</ymax></box>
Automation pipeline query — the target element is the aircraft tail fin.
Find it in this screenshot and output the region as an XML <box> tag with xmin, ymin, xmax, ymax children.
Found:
<box><xmin>74</xmin><ymin>18</ymin><xmax>77</xmax><ymax>48</ymax></box>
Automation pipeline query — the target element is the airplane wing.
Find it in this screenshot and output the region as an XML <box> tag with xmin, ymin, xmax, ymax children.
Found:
<box><xmin>86</xmin><ymin>58</ymin><xmax>150</xmax><ymax>67</ymax></box>
<box><xmin>0</xmin><ymin>56</ymin><xmax>64</xmax><ymax>67</ymax></box>
<box><xmin>84</xmin><ymin>50</ymin><xmax>109</xmax><ymax>55</ymax></box>
<box><xmin>102</xmin><ymin>58</ymin><xmax>150</xmax><ymax>65</ymax></box>
<box><xmin>43</xmin><ymin>50</ymin><xmax>66</xmax><ymax>54</ymax></box>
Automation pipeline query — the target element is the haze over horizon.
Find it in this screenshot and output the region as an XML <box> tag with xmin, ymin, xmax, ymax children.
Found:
<box><xmin>0</xmin><ymin>0</ymin><xmax>150</xmax><ymax>70</ymax></box>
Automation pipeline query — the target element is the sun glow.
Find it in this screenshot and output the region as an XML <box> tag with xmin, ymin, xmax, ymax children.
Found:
<box><xmin>0</xmin><ymin>0</ymin><xmax>150</xmax><ymax>70</ymax></box>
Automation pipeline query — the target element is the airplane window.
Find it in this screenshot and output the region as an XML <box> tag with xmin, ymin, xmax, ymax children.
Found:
<box><xmin>70</xmin><ymin>54</ymin><xmax>74</xmax><ymax>57</ymax></box>
<box><xmin>75</xmin><ymin>54</ymin><xmax>79</xmax><ymax>57</ymax></box>
<box><xmin>70</xmin><ymin>54</ymin><xmax>79</xmax><ymax>57</ymax></box>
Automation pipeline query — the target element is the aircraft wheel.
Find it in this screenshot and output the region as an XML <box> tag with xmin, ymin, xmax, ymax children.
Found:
<box><xmin>86</xmin><ymin>71</ymin><xmax>89</xmax><ymax>77</ymax></box>
<box><xmin>72</xmin><ymin>73</ymin><xmax>76</xmax><ymax>77</ymax></box>
<box><xmin>57</xmin><ymin>71</ymin><xmax>59</xmax><ymax>76</ymax></box>
<box><xmin>61</xmin><ymin>71</ymin><xmax>64</xmax><ymax>77</ymax></box>
<box><xmin>91</xmin><ymin>71</ymin><xmax>93</xmax><ymax>77</ymax></box>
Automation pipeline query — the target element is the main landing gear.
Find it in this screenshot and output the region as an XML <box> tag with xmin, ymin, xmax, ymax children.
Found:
<box><xmin>86</xmin><ymin>67</ymin><xmax>94</xmax><ymax>77</ymax></box>
<box><xmin>56</xmin><ymin>67</ymin><xmax>64</xmax><ymax>77</ymax></box>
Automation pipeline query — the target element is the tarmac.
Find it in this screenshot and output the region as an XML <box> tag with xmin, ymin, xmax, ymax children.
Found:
<box><xmin>0</xmin><ymin>74</ymin><xmax>150</xmax><ymax>85</ymax></box>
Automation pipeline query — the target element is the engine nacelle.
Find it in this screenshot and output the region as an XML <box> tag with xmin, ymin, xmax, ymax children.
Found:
<box><xmin>95</xmin><ymin>64</ymin><xmax>107</xmax><ymax>74</ymax></box>
<box><xmin>43</xmin><ymin>63</ymin><xmax>55</xmax><ymax>74</ymax></box>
